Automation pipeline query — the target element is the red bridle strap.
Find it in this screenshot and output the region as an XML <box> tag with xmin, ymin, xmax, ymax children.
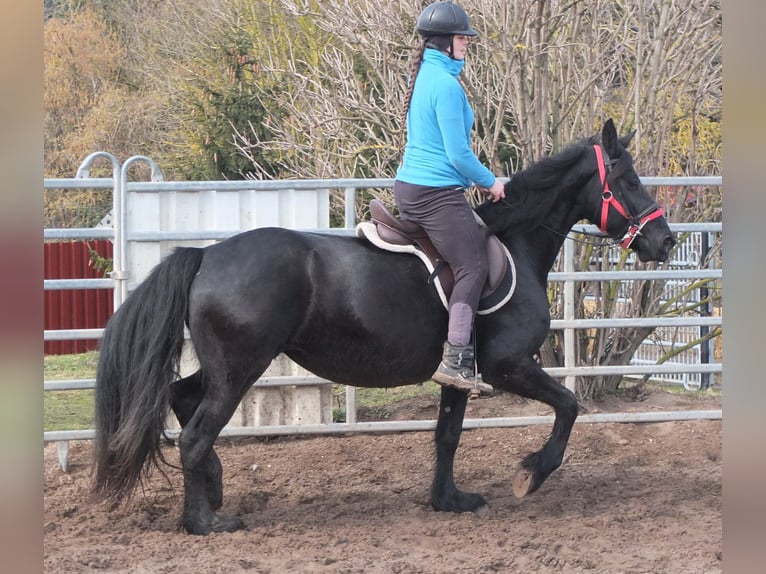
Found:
<box><xmin>594</xmin><ymin>145</ymin><xmax>629</xmax><ymax>232</ymax></box>
<box><xmin>619</xmin><ymin>207</ymin><xmax>665</xmax><ymax>249</ymax></box>
<box><xmin>593</xmin><ymin>145</ymin><xmax>665</xmax><ymax>249</ymax></box>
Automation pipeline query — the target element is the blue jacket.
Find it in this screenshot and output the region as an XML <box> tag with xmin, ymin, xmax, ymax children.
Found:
<box><xmin>396</xmin><ymin>49</ymin><xmax>495</xmax><ymax>189</ymax></box>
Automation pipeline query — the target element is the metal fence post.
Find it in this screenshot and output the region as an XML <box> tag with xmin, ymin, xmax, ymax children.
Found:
<box><xmin>75</xmin><ymin>152</ymin><xmax>121</xmax><ymax>310</ymax></box>
<box><xmin>700</xmin><ymin>231</ymin><xmax>712</xmax><ymax>389</ymax></box>
<box><xmin>344</xmin><ymin>186</ymin><xmax>358</xmax><ymax>424</ymax></box>
<box><xmin>563</xmin><ymin>236</ymin><xmax>576</xmax><ymax>392</ymax></box>
<box><xmin>118</xmin><ymin>156</ymin><xmax>164</xmax><ymax>306</ymax></box>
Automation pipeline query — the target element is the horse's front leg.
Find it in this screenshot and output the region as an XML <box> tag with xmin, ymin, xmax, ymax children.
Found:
<box><xmin>485</xmin><ymin>356</ymin><xmax>579</xmax><ymax>497</ymax></box>
<box><xmin>431</xmin><ymin>386</ymin><xmax>489</xmax><ymax>513</ymax></box>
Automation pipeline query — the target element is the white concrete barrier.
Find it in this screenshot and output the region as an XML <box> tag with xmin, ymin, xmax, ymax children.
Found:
<box><xmin>129</xmin><ymin>185</ymin><xmax>333</xmax><ymax>430</ymax></box>
<box><xmin>167</xmin><ymin>347</ymin><xmax>333</xmax><ymax>430</ymax></box>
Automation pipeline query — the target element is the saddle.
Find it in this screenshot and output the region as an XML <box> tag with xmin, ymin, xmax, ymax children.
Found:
<box><xmin>357</xmin><ymin>199</ymin><xmax>516</xmax><ymax>315</ymax></box>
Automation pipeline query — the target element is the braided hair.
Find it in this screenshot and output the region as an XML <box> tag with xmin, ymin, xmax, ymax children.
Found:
<box><xmin>397</xmin><ymin>40</ymin><xmax>428</xmax><ymax>158</ymax></box>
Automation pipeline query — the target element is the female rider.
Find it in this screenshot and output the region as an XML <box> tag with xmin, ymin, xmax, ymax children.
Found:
<box><xmin>394</xmin><ymin>1</ymin><xmax>505</xmax><ymax>397</ymax></box>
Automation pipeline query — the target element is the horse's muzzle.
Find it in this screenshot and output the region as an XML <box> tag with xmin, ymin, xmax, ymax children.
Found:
<box><xmin>635</xmin><ymin>232</ymin><xmax>676</xmax><ymax>263</ymax></box>
<box><xmin>649</xmin><ymin>233</ymin><xmax>676</xmax><ymax>263</ymax></box>
<box><xmin>660</xmin><ymin>234</ymin><xmax>677</xmax><ymax>262</ymax></box>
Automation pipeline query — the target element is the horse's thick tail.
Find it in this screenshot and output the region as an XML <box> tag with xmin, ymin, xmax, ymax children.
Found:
<box><xmin>91</xmin><ymin>247</ymin><xmax>204</xmax><ymax>502</ymax></box>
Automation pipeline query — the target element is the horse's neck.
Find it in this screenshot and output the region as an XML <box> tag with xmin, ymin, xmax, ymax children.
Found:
<box><xmin>492</xmin><ymin>156</ymin><xmax>597</xmax><ymax>278</ymax></box>
<box><xmin>519</xmin><ymin>204</ymin><xmax>585</xmax><ymax>281</ymax></box>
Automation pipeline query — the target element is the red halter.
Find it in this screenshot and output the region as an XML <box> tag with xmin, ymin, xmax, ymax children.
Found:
<box><xmin>593</xmin><ymin>145</ymin><xmax>665</xmax><ymax>249</ymax></box>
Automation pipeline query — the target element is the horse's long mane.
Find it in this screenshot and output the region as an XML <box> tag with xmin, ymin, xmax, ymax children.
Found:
<box><xmin>478</xmin><ymin>136</ymin><xmax>599</xmax><ymax>235</ymax></box>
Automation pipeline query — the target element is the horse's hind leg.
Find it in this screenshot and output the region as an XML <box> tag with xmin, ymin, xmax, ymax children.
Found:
<box><xmin>431</xmin><ymin>387</ymin><xmax>489</xmax><ymax>513</ymax></box>
<box><xmin>169</xmin><ymin>372</ymin><xmax>223</xmax><ymax>510</ymax></box>
<box><xmin>486</xmin><ymin>356</ymin><xmax>579</xmax><ymax>497</ymax></box>
<box><xmin>176</xmin><ymin>370</ymin><xmax>253</xmax><ymax>535</ymax></box>
<box><xmin>175</xmin><ymin>352</ymin><xmax>275</xmax><ymax>535</ymax></box>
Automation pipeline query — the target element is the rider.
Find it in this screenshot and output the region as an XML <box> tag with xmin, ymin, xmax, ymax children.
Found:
<box><xmin>394</xmin><ymin>1</ymin><xmax>505</xmax><ymax>397</ymax></box>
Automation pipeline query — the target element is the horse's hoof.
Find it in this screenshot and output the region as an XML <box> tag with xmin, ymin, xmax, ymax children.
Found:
<box><xmin>210</xmin><ymin>514</ymin><xmax>245</xmax><ymax>533</ymax></box>
<box><xmin>473</xmin><ymin>503</ymin><xmax>490</xmax><ymax>517</ymax></box>
<box><xmin>512</xmin><ymin>467</ymin><xmax>535</xmax><ymax>498</ymax></box>
<box><xmin>185</xmin><ymin>514</ymin><xmax>245</xmax><ymax>535</ymax></box>
<box><xmin>431</xmin><ymin>490</ymin><xmax>488</xmax><ymax>513</ymax></box>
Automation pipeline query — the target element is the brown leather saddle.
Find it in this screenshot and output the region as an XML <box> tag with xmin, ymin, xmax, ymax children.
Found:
<box><xmin>366</xmin><ymin>199</ymin><xmax>515</xmax><ymax>314</ymax></box>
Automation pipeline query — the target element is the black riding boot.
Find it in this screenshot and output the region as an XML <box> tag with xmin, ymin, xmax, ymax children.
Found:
<box><xmin>431</xmin><ymin>341</ymin><xmax>493</xmax><ymax>398</ymax></box>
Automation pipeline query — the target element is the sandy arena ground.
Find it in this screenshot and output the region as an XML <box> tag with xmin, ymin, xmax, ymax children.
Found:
<box><xmin>44</xmin><ymin>390</ymin><xmax>722</xmax><ymax>573</ymax></box>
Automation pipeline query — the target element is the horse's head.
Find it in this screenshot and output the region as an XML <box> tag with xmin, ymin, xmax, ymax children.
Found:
<box><xmin>589</xmin><ymin>119</ymin><xmax>676</xmax><ymax>262</ymax></box>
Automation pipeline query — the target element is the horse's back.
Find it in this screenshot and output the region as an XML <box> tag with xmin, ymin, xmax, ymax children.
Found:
<box><xmin>193</xmin><ymin>226</ymin><xmax>431</xmax><ymax>295</ymax></box>
<box><xmin>186</xmin><ymin>227</ymin><xmax>448</xmax><ymax>386</ymax></box>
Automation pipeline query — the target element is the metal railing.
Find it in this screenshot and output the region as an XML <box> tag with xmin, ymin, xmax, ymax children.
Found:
<box><xmin>44</xmin><ymin>157</ymin><xmax>722</xmax><ymax>458</ymax></box>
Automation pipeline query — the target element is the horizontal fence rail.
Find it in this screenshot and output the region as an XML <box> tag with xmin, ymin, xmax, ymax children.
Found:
<box><xmin>45</xmin><ymin>408</ymin><xmax>723</xmax><ymax>444</ymax></box>
<box><xmin>44</xmin><ymin>164</ymin><xmax>723</xmax><ymax>459</ymax></box>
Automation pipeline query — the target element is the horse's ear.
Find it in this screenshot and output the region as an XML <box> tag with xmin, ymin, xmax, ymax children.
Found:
<box><xmin>619</xmin><ymin>130</ymin><xmax>636</xmax><ymax>149</ymax></box>
<box><xmin>602</xmin><ymin>119</ymin><xmax>618</xmax><ymax>155</ymax></box>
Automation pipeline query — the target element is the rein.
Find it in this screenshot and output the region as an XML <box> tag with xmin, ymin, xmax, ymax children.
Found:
<box><xmin>540</xmin><ymin>223</ymin><xmax>614</xmax><ymax>246</ymax></box>
<box><xmin>490</xmin><ymin>195</ymin><xmax>616</xmax><ymax>247</ymax></box>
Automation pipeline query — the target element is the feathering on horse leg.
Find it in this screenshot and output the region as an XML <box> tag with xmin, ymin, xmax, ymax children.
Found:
<box><xmin>176</xmin><ymin>369</ymin><xmax>257</xmax><ymax>535</ymax></box>
<box><xmin>170</xmin><ymin>372</ymin><xmax>224</xmax><ymax>511</ymax></box>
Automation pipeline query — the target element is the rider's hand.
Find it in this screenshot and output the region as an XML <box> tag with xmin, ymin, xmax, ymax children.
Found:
<box><xmin>481</xmin><ymin>178</ymin><xmax>506</xmax><ymax>203</ymax></box>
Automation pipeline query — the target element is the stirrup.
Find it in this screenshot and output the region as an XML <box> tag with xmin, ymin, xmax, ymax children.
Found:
<box><xmin>432</xmin><ymin>365</ymin><xmax>494</xmax><ymax>399</ymax></box>
<box><xmin>470</xmin><ymin>379</ymin><xmax>494</xmax><ymax>399</ymax></box>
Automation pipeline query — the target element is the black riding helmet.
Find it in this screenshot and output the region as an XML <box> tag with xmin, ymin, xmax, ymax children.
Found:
<box><xmin>416</xmin><ymin>1</ymin><xmax>478</xmax><ymax>37</ymax></box>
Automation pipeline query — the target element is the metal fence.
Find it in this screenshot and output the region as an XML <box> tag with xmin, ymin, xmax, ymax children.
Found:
<box><xmin>44</xmin><ymin>154</ymin><xmax>723</xmax><ymax>463</ymax></box>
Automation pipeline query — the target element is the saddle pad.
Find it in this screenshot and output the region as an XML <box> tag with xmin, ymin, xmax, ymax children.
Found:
<box><xmin>356</xmin><ymin>221</ymin><xmax>516</xmax><ymax>315</ymax></box>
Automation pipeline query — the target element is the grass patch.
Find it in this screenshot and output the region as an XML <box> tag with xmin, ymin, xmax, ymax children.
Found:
<box><xmin>332</xmin><ymin>382</ymin><xmax>441</xmax><ymax>422</ymax></box>
<box><xmin>616</xmin><ymin>377</ymin><xmax>723</xmax><ymax>401</ymax></box>
<box><xmin>45</xmin><ymin>390</ymin><xmax>95</xmax><ymax>431</ymax></box>
<box><xmin>44</xmin><ymin>351</ymin><xmax>99</xmax><ymax>380</ymax></box>
<box><xmin>44</xmin><ymin>351</ymin><xmax>98</xmax><ymax>431</ymax></box>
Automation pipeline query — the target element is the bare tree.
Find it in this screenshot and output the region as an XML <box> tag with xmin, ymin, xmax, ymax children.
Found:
<box><xmin>234</xmin><ymin>1</ymin><xmax>719</xmax><ymax>184</ymax></box>
<box><xmin>563</xmin><ymin>0</ymin><xmax>722</xmax><ymax>396</ymax></box>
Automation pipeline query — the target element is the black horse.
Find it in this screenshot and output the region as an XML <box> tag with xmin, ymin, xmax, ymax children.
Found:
<box><xmin>92</xmin><ymin>119</ymin><xmax>675</xmax><ymax>534</ymax></box>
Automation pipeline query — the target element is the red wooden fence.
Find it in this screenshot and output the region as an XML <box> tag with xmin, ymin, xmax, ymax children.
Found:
<box><xmin>44</xmin><ymin>240</ymin><xmax>113</xmax><ymax>355</ymax></box>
